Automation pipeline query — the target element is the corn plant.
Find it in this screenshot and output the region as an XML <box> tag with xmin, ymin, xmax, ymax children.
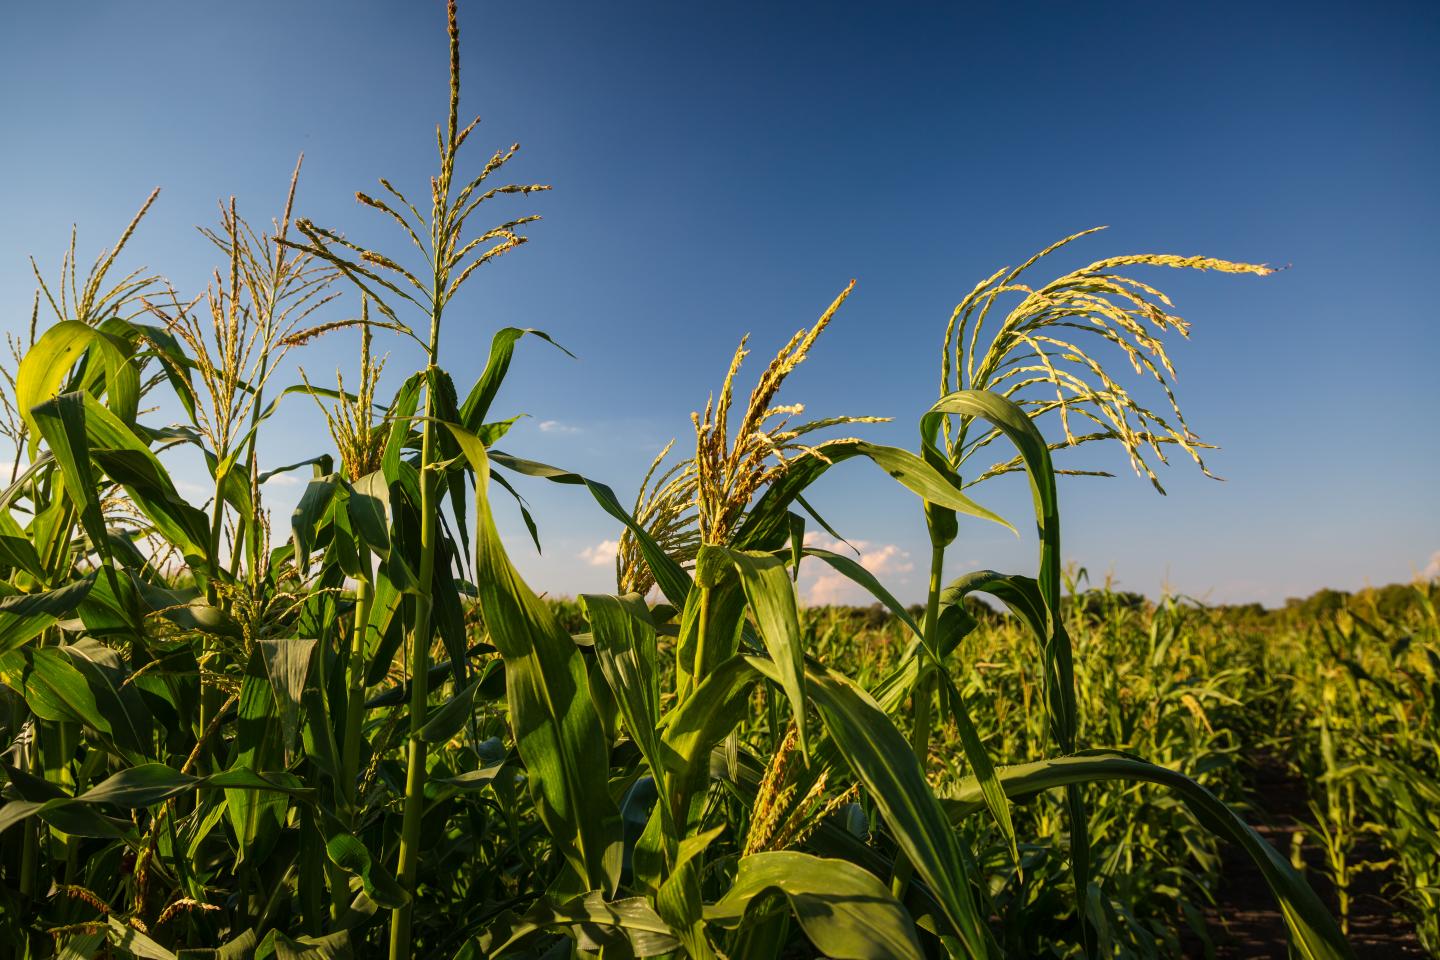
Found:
<box><xmin>0</xmin><ymin>2</ymin><xmax>1360</xmax><ymax>959</ymax></box>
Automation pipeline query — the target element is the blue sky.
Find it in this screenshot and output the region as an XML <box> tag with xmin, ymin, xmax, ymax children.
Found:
<box><xmin>3</xmin><ymin>1</ymin><xmax>1436</xmax><ymax>606</ymax></box>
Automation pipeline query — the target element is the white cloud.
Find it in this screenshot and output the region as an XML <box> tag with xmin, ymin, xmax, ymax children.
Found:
<box><xmin>580</xmin><ymin>539</ymin><xmax>619</xmax><ymax>567</ymax></box>
<box><xmin>538</xmin><ymin>420</ymin><xmax>580</xmax><ymax>434</ymax></box>
<box><xmin>799</xmin><ymin>536</ymin><xmax>914</xmax><ymax>606</ymax></box>
<box><xmin>1422</xmin><ymin>550</ymin><xmax>1440</xmax><ymax>581</ymax></box>
<box><xmin>263</xmin><ymin>473</ymin><xmax>301</xmax><ymax>487</ymax></box>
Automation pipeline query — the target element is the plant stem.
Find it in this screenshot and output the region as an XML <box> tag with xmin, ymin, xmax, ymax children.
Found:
<box><xmin>389</xmin><ymin>350</ymin><xmax>440</xmax><ymax>959</ymax></box>
<box><xmin>342</xmin><ymin>576</ymin><xmax>375</xmax><ymax>816</ymax></box>
<box><xmin>892</xmin><ymin>544</ymin><xmax>945</xmax><ymax>898</ymax></box>
<box><xmin>911</xmin><ymin>544</ymin><xmax>947</xmax><ymax>763</ymax></box>
<box><xmin>197</xmin><ymin>471</ymin><xmax>227</xmax><ymax>775</ymax></box>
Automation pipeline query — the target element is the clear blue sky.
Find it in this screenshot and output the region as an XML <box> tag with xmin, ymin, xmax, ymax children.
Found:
<box><xmin>3</xmin><ymin>1</ymin><xmax>1436</xmax><ymax>606</ymax></box>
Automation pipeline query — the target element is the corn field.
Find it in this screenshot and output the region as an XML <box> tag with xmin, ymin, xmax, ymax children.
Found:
<box><xmin>0</xmin><ymin>3</ymin><xmax>1431</xmax><ymax>959</ymax></box>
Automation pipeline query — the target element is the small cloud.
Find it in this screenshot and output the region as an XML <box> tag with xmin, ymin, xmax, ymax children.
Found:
<box><xmin>1422</xmin><ymin>550</ymin><xmax>1440</xmax><ymax>581</ymax></box>
<box><xmin>580</xmin><ymin>539</ymin><xmax>619</xmax><ymax>567</ymax></box>
<box><xmin>539</xmin><ymin>420</ymin><xmax>581</xmax><ymax>435</ymax></box>
<box><xmin>263</xmin><ymin>473</ymin><xmax>301</xmax><ymax>487</ymax></box>
<box><xmin>800</xmin><ymin>537</ymin><xmax>914</xmax><ymax>605</ymax></box>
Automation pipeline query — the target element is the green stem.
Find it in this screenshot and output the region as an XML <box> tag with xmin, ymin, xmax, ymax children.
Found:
<box><xmin>911</xmin><ymin>544</ymin><xmax>946</xmax><ymax>763</ymax></box>
<box><xmin>342</xmin><ymin>576</ymin><xmax>375</xmax><ymax>816</ymax></box>
<box><xmin>389</xmin><ymin>364</ymin><xmax>440</xmax><ymax>960</ymax></box>
<box><xmin>197</xmin><ymin>471</ymin><xmax>227</xmax><ymax>774</ymax></box>
<box><xmin>892</xmin><ymin>544</ymin><xmax>945</xmax><ymax>898</ymax></box>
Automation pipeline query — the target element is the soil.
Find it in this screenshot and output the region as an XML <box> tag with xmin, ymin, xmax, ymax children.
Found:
<box><xmin>1192</xmin><ymin>752</ymin><xmax>1427</xmax><ymax>959</ymax></box>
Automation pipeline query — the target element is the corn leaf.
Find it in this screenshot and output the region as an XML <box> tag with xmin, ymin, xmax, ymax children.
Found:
<box><xmin>706</xmin><ymin>851</ymin><xmax>924</xmax><ymax>960</ymax></box>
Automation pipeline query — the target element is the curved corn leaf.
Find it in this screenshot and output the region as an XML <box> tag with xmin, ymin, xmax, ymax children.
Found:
<box><xmin>459</xmin><ymin>327</ymin><xmax>573</xmax><ymax>434</ymax></box>
<box><xmin>476</xmin><ymin>891</ymin><xmax>679</xmax><ymax>959</ymax></box>
<box><xmin>444</xmin><ymin>423</ymin><xmax>623</xmax><ymax>893</ymax></box>
<box><xmin>723</xmin><ymin>549</ymin><xmax>809</xmax><ymax>755</ymax></box>
<box><xmin>734</xmin><ymin>439</ymin><xmax>1012</xmax><ymax>553</ymax></box>
<box><xmin>258</xmin><ymin>637</ymin><xmax>317</xmax><ymax>765</ymax></box>
<box><xmin>0</xmin><ymin>574</ymin><xmax>96</xmax><ymax>654</ymax></box>
<box><xmin>418</xmin><ymin>675</ymin><xmax>482</xmax><ymax>743</ymax></box>
<box><xmin>489</xmin><ymin>450</ymin><xmax>692</xmax><ymax>608</ymax></box>
<box><xmin>706</xmin><ymin>851</ymin><xmax>924</xmax><ymax>960</ymax></box>
<box><xmin>782</xmin><ymin>549</ymin><xmax>1019</xmax><ymax>870</ymax></box>
<box><xmin>32</xmin><ymin>393</ymin><xmax>114</xmax><ymax>575</ymax></box>
<box><xmin>324</xmin><ymin>822</ymin><xmax>409</xmax><ymax>909</ymax></box>
<box><xmin>17</xmin><ymin>320</ymin><xmax>136</xmax><ymax>458</ymax></box>
<box><xmin>70</xmin><ymin>393</ymin><xmax>211</xmax><ymax>565</ymax></box>
<box><xmin>581</xmin><ymin>593</ymin><xmax>665</xmax><ymax>787</ymax></box>
<box><xmin>78</xmin><ymin>763</ymin><xmax>200</xmax><ymax>807</ymax></box>
<box><xmin>943</xmin><ymin>750</ymin><xmax>1355</xmax><ymax>960</ymax></box>
<box><xmin>747</xmin><ymin>656</ymin><xmax>993</xmax><ymax>957</ymax></box>
<box><xmin>659</xmin><ymin>655</ymin><xmax>761</xmax><ymax>825</ymax></box>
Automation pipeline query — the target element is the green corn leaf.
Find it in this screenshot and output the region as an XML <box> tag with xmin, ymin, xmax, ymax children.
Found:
<box><xmin>488</xmin><ymin>450</ymin><xmax>693</xmax><ymax>608</ymax></box>
<box><xmin>458</xmin><ymin>327</ymin><xmax>573</xmax><ymax>433</ymax></box>
<box><xmin>723</xmin><ymin>549</ymin><xmax>809</xmax><ymax>756</ymax></box>
<box><xmin>226</xmin><ymin>646</ymin><xmax>288</xmax><ymax>866</ymax></box>
<box><xmin>33</xmin><ymin>798</ymin><xmax>131</xmax><ymax>838</ymax></box>
<box><xmin>418</xmin><ymin>675</ymin><xmax>482</xmax><ymax>743</ymax></box>
<box><xmin>734</xmin><ymin>439</ymin><xmax>1012</xmax><ymax>553</ymax></box>
<box><xmin>16</xmin><ymin>320</ymin><xmax>134</xmax><ymax>459</ymax></box>
<box><xmin>747</xmin><ymin>656</ymin><xmax>993</xmax><ymax>956</ymax></box>
<box><xmin>922</xmin><ymin>391</ymin><xmax>1060</xmax><ymax>623</ymax></box>
<box><xmin>58</xmin><ymin>638</ymin><xmax>154</xmax><ymax>761</ymax></box>
<box><xmin>106</xmin><ymin>916</ymin><xmax>177</xmax><ymax>960</ymax></box>
<box><xmin>0</xmin><ymin>574</ymin><xmax>96</xmax><ymax>654</ymax></box>
<box><xmin>381</xmin><ymin>373</ymin><xmax>424</xmax><ymax>479</ymax></box>
<box><xmin>0</xmin><ymin>509</ymin><xmax>44</xmax><ymax>579</ymax></box>
<box><xmin>56</xmin><ymin>392</ymin><xmax>212</xmax><ymax>566</ymax></box>
<box><xmin>258</xmin><ymin>929</ymin><xmax>353</xmax><ymax>960</ymax></box>
<box><xmin>433</xmin><ymin>737</ymin><xmax>509</xmax><ymax>791</ymax></box>
<box><xmin>291</xmin><ymin>474</ymin><xmax>341</xmax><ymax>570</ymax></box>
<box><xmin>323</xmin><ymin>818</ymin><xmax>409</xmax><ymax>909</ymax></box>
<box><xmin>347</xmin><ymin>471</ymin><xmax>392</xmax><ymax>555</ymax></box>
<box><xmin>802</xmin><ymin>547</ymin><xmax>924</xmax><ymax>646</ymax></box>
<box><xmin>257</xmin><ymin>637</ymin><xmax>318</xmax><ymax>765</ymax></box>
<box><xmin>444</xmin><ymin>422</ymin><xmax>623</xmax><ymax>894</ymax></box>
<box><xmin>0</xmin><ymin>639</ymin><xmax>152</xmax><ymax>762</ymax></box>
<box><xmin>31</xmin><ymin>392</ymin><xmax>114</xmax><ymax>575</ymax></box>
<box><xmin>942</xmin><ymin>750</ymin><xmax>1355</xmax><ymax>960</ymax></box>
<box><xmin>37</xmin><ymin>804</ymin><xmax>125</xmax><ymax>840</ymax></box>
<box><xmin>475</xmin><ymin>891</ymin><xmax>679</xmax><ymax>959</ymax></box>
<box><xmin>654</xmin><ymin>825</ymin><xmax>726</xmax><ymax>959</ymax></box>
<box><xmin>706</xmin><ymin>851</ymin><xmax>924</xmax><ymax>960</ymax></box>
<box><xmin>659</xmin><ymin>655</ymin><xmax>761</xmax><ymax>824</ymax></box>
<box><xmin>78</xmin><ymin>763</ymin><xmax>200</xmax><ymax>807</ymax></box>
<box><xmin>580</xmin><ymin>594</ymin><xmax>665</xmax><ymax>783</ymax></box>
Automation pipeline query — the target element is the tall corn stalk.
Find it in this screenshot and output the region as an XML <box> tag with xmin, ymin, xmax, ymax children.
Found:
<box><xmin>278</xmin><ymin>2</ymin><xmax>547</xmax><ymax>952</ymax></box>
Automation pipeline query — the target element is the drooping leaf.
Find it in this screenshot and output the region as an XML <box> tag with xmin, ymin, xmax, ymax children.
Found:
<box><xmin>0</xmin><ymin>574</ymin><xmax>96</xmax><ymax>654</ymax></box>
<box><xmin>734</xmin><ymin>439</ymin><xmax>1013</xmax><ymax>553</ymax></box>
<box><xmin>723</xmin><ymin>549</ymin><xmax>809</xmax><ymax>755</ymax></box>
<box><xmin>323</xmin><ymin>816</ymin><xmax>409</xmax><ymax>909</ymax></box>
<box><xmin>942</xmin><ymin>750</ymin><xmax>1355</xmax><ymax>960</ymax></box>
<box><xmin>257</xmin><ymin>637</ymin><xmax>317</xmax><ymax>765</ymax></box>
<box><xmin>418</xmin><ymin>675</ymin><xmax>482</xmax><ymax>744</ymax></box>
<box><xmin>488</xmin><ymin>450</ymin><xmax>692</xmax><ymax>608</ymax></box>
<box><xmin>747</xmin><ymin>656</ymin><xmax>993</xmax><ymax>956</ymax></box>
<box><xmin>706</xmin><ymin>851</ymin><xmax>924</xmax><ymax>960</ymax></box>
<box><xmin>445</xmin><ymin>423</ymin><xmax>623</xmax><ymax>893</ymax></box>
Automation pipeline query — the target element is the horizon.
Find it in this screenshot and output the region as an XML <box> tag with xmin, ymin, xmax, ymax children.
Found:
<box><xmin>2</xmin><ymin>1</ymin><xmax>1436</xmax><ymax>607</ymax></box>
